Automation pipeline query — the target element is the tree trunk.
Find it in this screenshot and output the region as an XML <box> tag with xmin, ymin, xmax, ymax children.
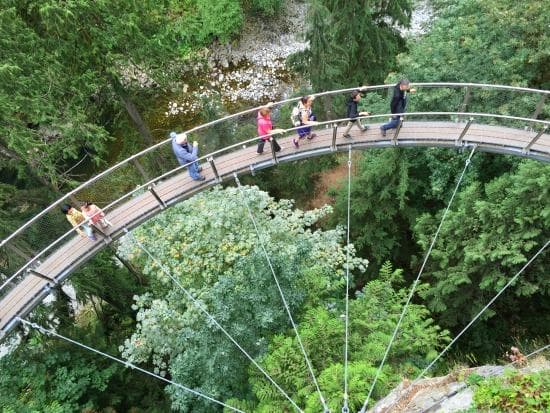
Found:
<box><xmin>4</xmin><ymin>242</ymin><xmax>34</xmax><ymax>261</ymax></box>
<box><xmin>110</xmin><ymin>76</ymin><xmax>164</xmax><ymax>173</ymax></box>
<box><xmin>110</xmin><ymin>77</ymin><xmax>154</xmax><ymax>146</ymax></box>
<box><xmin>323</xmin><ymin>95</ymin><xmax>335</xmax><ymax>121</ymax></box>
<box><xmin>110</xmin><ymin>246</ymin><xmax>147</xmax><ymax>285</ymax></box>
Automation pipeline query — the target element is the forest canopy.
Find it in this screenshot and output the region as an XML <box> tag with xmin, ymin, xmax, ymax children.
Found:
<box><xmin>0</xmin><ymin>0</ymin><xmax>548</xmax><ymax>412</ymax></box>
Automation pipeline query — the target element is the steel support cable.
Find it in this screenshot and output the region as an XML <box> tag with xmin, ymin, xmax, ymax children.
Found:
<box><xmin>17</xmin><ymin>318</ymin><xmax>245</xmax><ymax>413</ymax></box>
<box><xmin>342</xmin><ymin>146</ymin><xmax>352</xmax><ymax>413</ymax></box>
<box><xmin>414</xmin><ymin>238</ymin><xmax>550</xmax><ymax>382</ymax></box>
<box><xmin>359</xmin><ymin>145</ymin><xmax>477</xmax><ymax>413</ymax></box>
<box><xmin>519</xmin><ymin>343</ymin><xmax>550</xmax><ymax>363</ymax></box>
<box><xmin>233</xmin><ymin>174</ymin><xmax>330</xmax><ymax>413</ymax></box>
<box><xmin>126</xmin><ymin>230</ymin><xmax>304</xmax><ymax>413</ymax></box>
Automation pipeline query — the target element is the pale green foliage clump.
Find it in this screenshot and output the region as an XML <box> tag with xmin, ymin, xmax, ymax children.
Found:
<box><xmin>471</xmin><ymin>369</ymin><xmax>550</xmax><ymax>412</ymax></box>
<box><xmin>228</xmin><ymin>262</ymin><xmax>450</xmax><ymax>412</ymax></box>
<box><xmin>118</xmin><ymin>185</ymin><xmax>367</xmax><ymax>412</ymax></box>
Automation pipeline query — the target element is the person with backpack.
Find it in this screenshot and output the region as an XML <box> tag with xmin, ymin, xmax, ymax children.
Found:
<box><xmin>380</xmin><ymin>79</ymin><xmax>416</xmax><ymax>137</ymax></box>
<box><xmin>171</xmin><ymin>131</ymin><xmax>205</xmax><ymax>181</ymax></box>
<box><xmin>292</xmin><ymin>95</ymin><xmax>318</xmax><ymax>148</ymax></box>
<box><xmin>61</xmin><ymin>203</ymin><xmax>97</xmax><ymax>241</ymax></box>
<box><xmin>257</xmin><ymin>103</ymin><xmax>285</xmax><ymax>154</ymax></box>
<box><xmin>342</xmin><ymin>89</ymin><xmax>371</xmax><ymax>138</ymax></box>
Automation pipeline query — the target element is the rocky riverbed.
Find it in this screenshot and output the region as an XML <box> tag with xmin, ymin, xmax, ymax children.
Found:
<box><xmin>165</xmin><ymin>0</ymin><xmax>308</xmax><ymax>118</ymax></box>
<box><xmin>163</xmin><ymin>0</ymin><xmax>433</xmax><ymax>119</ymax></box>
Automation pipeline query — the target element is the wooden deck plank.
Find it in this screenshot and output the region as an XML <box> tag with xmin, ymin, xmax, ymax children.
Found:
<box><xmin>0</xmin><ymin>276</ymin><xmax>47</xmax><ymax>329</ymax></box>
<box><xmin>1</xmin><ymin>275</ymin><xmax>39</xmax><ymax>314</ymax></box>
<box><xmin>1</xmin><ymin>121</ymin><xmax>549</xmax><ymax>338</ymax></box>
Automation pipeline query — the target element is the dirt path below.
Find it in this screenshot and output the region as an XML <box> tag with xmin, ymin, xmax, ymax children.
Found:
<box><xmin>306</xmin><ymin>153</ymin><xmax>362</xmax><ymax>210</ymax></box>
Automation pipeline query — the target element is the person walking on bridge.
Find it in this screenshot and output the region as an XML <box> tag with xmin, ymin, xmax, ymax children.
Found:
<box><xmin>293</xmin><ymin>95</ymin><xmax>318</xmax><ymax>148</ymax></box>
<box><xmin>380</xmin><ymin>79</ymin><xmax>416</xmax><ymax>137</ymax></box>
<box><xmin>342</xmin><ymin>89</ymin><xmax>371</xmax><ymax>138</ymax></box>
<box><xmin>171</xmin><ymin>132</ymin><xmax>205</xmax><ymax>181</ymax></box>
<box><xmin>257</xmin><ymin>102</ymin><xmax>285</xmax><ymax>154</ymax></box>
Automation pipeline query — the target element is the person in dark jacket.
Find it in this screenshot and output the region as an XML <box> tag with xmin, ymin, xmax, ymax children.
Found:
<box><xmin>342</xmin><ymin>89</ymin><xmax>371</xmax><ymax>138</ymax></box>
<box><xmin>380</xmin><ymin>79</ymin><xmax>416</xmax><ymax>137</ymax></box>
<box><xmin>171</xmin><ymin>131</ymin><xmax>205</xmax><ymax>181</ymax></box>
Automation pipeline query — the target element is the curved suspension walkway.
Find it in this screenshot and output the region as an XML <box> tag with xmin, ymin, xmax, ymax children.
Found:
<box><xmin>0</xmin><ymin>83</ymin><xmax>549</xmax><ymax>411</ymax></box>
<box><xmin>1</xmin><ymin>113</ymin><xmax>549</xmax><ymax>337</ymax></box>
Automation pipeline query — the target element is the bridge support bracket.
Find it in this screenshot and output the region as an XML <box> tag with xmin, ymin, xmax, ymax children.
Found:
<box><xmin>148</xmin><ymin>186</ymin><xmax>167</xmax><ymax>209</ymax></box>
<box><xmin>92</xmin><ymin>224</ymin><xmax>112</xmax><ymax>244</ymax></box>
<box><xmin>523</xmin><ymin>126</ymin><xmax>547</xmax><ymax>154</ymax></box>
<box><xmin>456</xmin><ymin>117</ymin><xmax>474</xmax><ymax>146</ymax></box>
<box><xmin>208</xmin><ymin>156</ymin><xmax>221</xmax><ymax>183</ymax></box>
<box><xmin>28</xmin><ymin>269</ymin><xmax>57</xmax><ymax>286</ymax></box>
<box><xmin>270</xmin><ymin>139</ymin><xmax>279</xmax><ymax>165</ymax></box>
<box><xmin>392</xmin><ymin>118</ymin><xmax>404</xmax><ymax>145</ymax></box>
<box><xmin>331</xmin><ymin>123</ymin><xmax>338</xmax><ymax>151</ymax></box>
<box><xmin>249</xmin><ymin>164</ymin><xmax>255</xmax><ymax>176</ymax></box>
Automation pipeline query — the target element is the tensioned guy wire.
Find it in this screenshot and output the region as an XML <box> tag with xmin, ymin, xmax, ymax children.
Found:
<box><xmin>17</xmin><ymin>318</ymin><xmax>245</xmax><ymax>413</ymax></box>
<box><xmin>414</xmin><ymin>239</ymin><xmax>549</xmax><ymax>381</ymax></box>
<box><xmin>359</xmin><ymin>145</ymin><xmax>477</xmax><ymax>413</ymax></box>
<box><xmin>342</xmin><ymin>146</ymin><xmax>352</xmax><ymax>413</ymax></box>
<box><xmin>126</xmin><ymin>229</ymin><xmax>304</xmax><ymax>413</ymax></box>
<box><xmin>234</xmin><ymin>174</ymin><xmax>330</xmax><ymax>413</ymax></box>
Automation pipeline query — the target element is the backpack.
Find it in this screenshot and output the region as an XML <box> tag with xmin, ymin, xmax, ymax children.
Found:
<box><xmin>290</xmin><ymin>106</ymin><xmax>302</xmax><ymax>127</ymax></box>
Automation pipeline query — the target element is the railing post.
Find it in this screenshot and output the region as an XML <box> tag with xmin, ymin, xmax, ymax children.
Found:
<box><xmin>392</xmin><ymin>119</ymin><xmax>403</xmax><ymax>146</ymax></box>
<box><xmin>270</xmin><ymin>138</ymin><xmax>279</xmax><ymax>165</ymax></box>
<box><xmin>331</xmin><ymin>123</ymin><xmax>338</xmax><ymax>152</ymax></box>
<box><xmin>523</xmin><ymin>126</ymin><xmax>548</xmax><ymax>154</ymax></box>
<box><xmin>456</xmin><ymin>117</ymin><xmax>474</xmax><ymax>146</ymax></box>
<box><xmin>208</xmin><ymin>156</ymin><xmax>221</xmax><ymax>183</ymax></box>
<box><xmin>92</xmin><ymin>224</ymin><xmax>112</xmax><ymax>243</ymax></box>
<box><xmin>148</xmin><ymin>186</ymin><xmax>167</xmax><ymax>209</ymax></box>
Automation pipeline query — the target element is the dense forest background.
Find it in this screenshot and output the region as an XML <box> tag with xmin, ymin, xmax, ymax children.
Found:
<box><xmin>0</xmin><ymin>0</ymin><xmax>549</xmax><ymax>412</ymax></box>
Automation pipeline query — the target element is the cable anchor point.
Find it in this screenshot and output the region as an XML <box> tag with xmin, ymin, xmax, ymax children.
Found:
<box><xmin>233</xmin><ymin>172</ymin><xmax>241</xmax><ymax>185</ymax></box>
<box><xmin>342</xmin><ymin>397</ymin><xmax>349</xmax><ymax>413</ymax></box>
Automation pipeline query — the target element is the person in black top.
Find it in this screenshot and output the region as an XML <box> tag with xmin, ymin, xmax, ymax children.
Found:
<box><xmin>380</xmin><ymin>79</ymin><xmax>416</xmax><ymax>137</ymax></box>
<box><xmin>342</xmin><ymin>89</ymin><xmax>371</xmax><ymax>139</ymax></box>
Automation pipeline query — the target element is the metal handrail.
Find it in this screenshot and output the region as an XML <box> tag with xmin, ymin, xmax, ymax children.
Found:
<box><xmin>1</xmin><ymin>83</ymin><xmax>548</xmax><ymax>248</ymax></box>
<box><xmin>1</xmin><ymin>110</ymin><xmax>548</xmax><ymax>298</ymax></box>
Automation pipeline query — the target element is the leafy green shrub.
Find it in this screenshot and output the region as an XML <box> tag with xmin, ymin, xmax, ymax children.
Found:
<box><xmin>472</xmin><ymin>369</ymin><xmax>550</xmax><ymax>412</ymax></box>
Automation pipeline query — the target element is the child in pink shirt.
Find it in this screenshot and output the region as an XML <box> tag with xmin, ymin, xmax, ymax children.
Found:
<box><xmin>257</xmin><ymin>103</ymin><xmax>285</xmax><ymax>154</ymax></box>
<box><xmin>81</xmin><ymin>202</ymin><xmax>112</xmax><ymax>229</ymax></box>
